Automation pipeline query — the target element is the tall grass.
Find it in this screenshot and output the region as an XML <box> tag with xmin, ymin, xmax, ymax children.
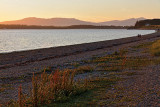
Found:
<box><xmin>10</xmin><ymin>69</ymin><xmax>88</xmax><ymax>107</ymax></box>
<box><xmin>150</xmin><ymin>40</ymin><xmax>160</xmax><ymax>56</ymax></box>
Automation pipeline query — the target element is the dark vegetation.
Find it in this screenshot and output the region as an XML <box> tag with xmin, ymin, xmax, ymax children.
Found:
<box><xmin>0</xmin><ymin>24</ymin><xmax>129</xmax><ymax>29</ymax></box>
<box><xmin>135</xmin><ymin>19</ymin><xmax>160</xmax><ymax>29</ymax></box>
<box><xmin>150</xmin><ymin>40</ymin><xmax>160</xmax><ymax>56</ymax></box>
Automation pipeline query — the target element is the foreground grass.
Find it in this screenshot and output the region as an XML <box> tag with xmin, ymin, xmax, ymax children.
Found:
<box><xmin>44</xmin><ymin>49</ymin><xmax>153</xmax><ymax>106</ymax></box>
<box><xmin>9</xmin><ymin>70</ymin><xmax>88</xmax><ymax>107</ymax></box>
<box><xmin>5</xmin><ymin>39</ymin><xmax>160</xmax><ymax>106</ymax></box>
<box><xmin>45</xmin><ymin>76</ymin><xmax>121</xmax><ymax>107</ymax></box>
<box><xmin>150</xmin><ymin>40</ymin><xmax>160</xmax><ymax>56</ymax></box>
<box><xmin>7</xmin><ymin>70</ymin><xmax>122</xmax><ymax>107</ymax></box>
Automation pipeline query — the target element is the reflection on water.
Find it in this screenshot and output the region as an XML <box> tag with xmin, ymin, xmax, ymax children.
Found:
<box><xmin>0</xmin><ymin>29</ymin><xmax>155</xmax><ymax>53</ymax></box>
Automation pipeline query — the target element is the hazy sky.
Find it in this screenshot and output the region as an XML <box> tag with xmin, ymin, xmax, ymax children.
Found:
<box><xmin>0</xmin><ymin>0</ymin><xmax>160</xmax><ymax>22</ymax></box>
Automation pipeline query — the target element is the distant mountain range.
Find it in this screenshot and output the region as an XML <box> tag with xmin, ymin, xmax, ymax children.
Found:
<box><xmin>0</xmin><ymin>17</ymin><xmax>146</xmax><ymax>26</ymax></box>
<box><xmin>99</xmin><ymin>17</ymin><xmax>146</xmax><ymax>26</ymax></box>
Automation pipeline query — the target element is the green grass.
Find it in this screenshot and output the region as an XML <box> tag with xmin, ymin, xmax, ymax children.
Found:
<box><xmin>94</xmin><ymin>52</ymin><xmax>151</xmax><ymax>72</ymax></box>
<box><xmin>76</xmin><ymin>65</ymin><xmax>94</xmax><ymax>74</ymax></box>
<box><xmin>0</xmin><ymin>75</ymin><xmax>26</xmax><ymax>81</ymax></box>
<box><xmin>45</xmin><ymin>76</ymin><xmax>121</xmax><ymax>106</ymax></box>
<box><xmin>71</xmin><ymin>62</ymin><xmax>80</xmax><ymax>68</ymax></box>
<box><xmin>8</xmin><ymin>70</ymin><xmax>89</xmax><ymax>107</ymax></box>
<box><xmin>124</xmin><ymin>57</ymin><xmax>151</xmax><ymax>70</ymax></box>
<box><xmin>0</xmin><ymin>84</ymin><xmax>13</xmax><ymax>93</ymax></box>
<box><xmin>150</xmin><ymin>40</ymin><xmax>160</xmax><ymax>56</ymax></box>
<box><xmin>0</xmin><ymin>87</ymin><xmax>5</xmax><ymax>93</ymax></box>
<box><xmin>131</xmin><ymin>42</ymin><xmax>154</xmax><ymax>49</ymax></box>
<box><xmin>109</xmin><ymin>71</ymin><xmax>139</xmax><ymax>77</ymax></box>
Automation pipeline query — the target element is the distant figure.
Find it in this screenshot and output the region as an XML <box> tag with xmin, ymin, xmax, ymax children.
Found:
<box><xmin>156</xmin><ymin>29</ymin><xmax>160</xmax><ymax>32</ymax></box>
<box><xmin>138</xmin><ymin>34</ymin><xmax>142</xmax><ymax>38</ymax></box>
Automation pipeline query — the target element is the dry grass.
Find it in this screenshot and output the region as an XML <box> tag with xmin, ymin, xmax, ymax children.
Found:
<box><xmin>5</xmin><ymin>46</ymin><xmax>155</xmax><ymax>106</ymax></box>
<box><xmin>95</xmin><ymin>53</ymin><xmax>151</xmax><ymax>72</ymax></box>
<box><xmin>92</xmin><ymin>52</ymin><xmax>127</xmax><ymax>72</ymax></box>
<box><xmin>124</xmin><ymin>57</ymin><xmax>151</xmax><ymax>70</ymax></box>
<box><xmin>0</xmin><ymin>84</ymin><xmax>13</xmax><ymax>93</ymax></box>
<box><xmin>131</xmin><ymin>42</ymin><xmax>153</xmax><ymax>49</ymax></box>
<box><xmin>150</xmin><ymin>40</ymin><xmax>160</xmax><ymax>56</ymax></box>
<box><xmin>9</xmin><ymin>69</ymin><xmax>88</xmax><ymax>106</ymax></box>
<box><xmin>0</xmin><ymin>87</ymin><xmax>5</xmax><ymax>93</ymax></box>
<box><xmin>76</xmin><ymin>65</ymin><xmax>94</xmax><ymax>74</ymax></box>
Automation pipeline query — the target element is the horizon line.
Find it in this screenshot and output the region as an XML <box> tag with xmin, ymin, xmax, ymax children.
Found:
<box><xmin>0</xmin><ymin>16</ymin><xmax>151</xmax><ymax>23</ymax></box>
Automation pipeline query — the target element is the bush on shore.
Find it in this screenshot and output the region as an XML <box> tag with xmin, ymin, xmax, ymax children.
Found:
<box><xmin>9</xmin><ymin>69</ymin><xmax>88</xmax><ymax>107</ymax></box>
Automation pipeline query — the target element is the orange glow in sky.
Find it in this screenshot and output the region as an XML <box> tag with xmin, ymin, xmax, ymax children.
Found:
<box><xmin>0</xmin><ymin>0</ymin><xmax>160</xmax><ymax>22</ymax></box>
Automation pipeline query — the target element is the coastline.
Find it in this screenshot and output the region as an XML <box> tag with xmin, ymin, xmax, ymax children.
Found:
<box><xmin>0</xmin><ymin>31</ymin><xmax>159</xmax><ymax>78</ymax></box>
<box><xmin>1</xmin><ymin>31</ymin><xmax>160</xmax><ymax>104</ymax></box>
<box><xmin>0</xmin><ymin>31</ymin><xmax>159</xmax><ymax>71</ymax></box>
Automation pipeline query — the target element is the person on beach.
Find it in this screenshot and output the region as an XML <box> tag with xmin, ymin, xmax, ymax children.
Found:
<box><xmin>138</xmin><ymin>34</ymin><xmax>142</xmax><ymax>38</ymax></box>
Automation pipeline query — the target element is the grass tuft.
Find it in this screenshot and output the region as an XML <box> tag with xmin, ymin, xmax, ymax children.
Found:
<box><xmin>150</xmin><ymin>40</ymin><xmax>160</xmax><ymax>56</ymax></box>
<box><xmin>9</xmin><ymin>69</ymin><xmax>88</xmax><ymax>106</ymax></box>
<box><xmin>76</xmin><ymin>65</ymin><xmax>94</xmax><ymax>74</ymax></box>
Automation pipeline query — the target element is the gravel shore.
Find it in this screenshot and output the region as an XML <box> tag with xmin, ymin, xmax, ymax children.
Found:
<box><xmin>0</xmin><ymin>31</ymin><xmax>159</xmax><ymax>78</ymax></box>
<box><xmin>0</xmin><ymin>31</ymin><xmax>160</xmax><ymax>105</ymax></box>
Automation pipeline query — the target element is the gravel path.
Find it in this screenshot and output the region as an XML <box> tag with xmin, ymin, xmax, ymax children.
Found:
<box><xmin>108</xmin><ymin>65</ymin><xmax>160</xmax><ymax>106</ymax></box>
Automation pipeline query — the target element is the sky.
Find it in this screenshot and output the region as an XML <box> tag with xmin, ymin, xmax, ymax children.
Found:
<box><xmin>0</xmin><ymin>0</ymin><xmax>160</xmax><ymax>22</ymax></box>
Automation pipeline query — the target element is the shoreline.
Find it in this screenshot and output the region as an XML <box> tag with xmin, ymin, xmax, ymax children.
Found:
<box><xmin>0</xmin><ymin>31</ymin><xmax>159</xmax><ymax>71</ymax></box>
<box><xmin>0</xmin><ymin>29</ymin><xmax>155</xmax><ymax>54</ymax></box>
<box><xmin>0</xmin><ymin>29</ymin><xmax>156</xmax><ymax>54</ymax></box>
<box><xmin>1</xmin><ymin>31</ymin><xmax>160</xmax><ymax>104</ymax></box>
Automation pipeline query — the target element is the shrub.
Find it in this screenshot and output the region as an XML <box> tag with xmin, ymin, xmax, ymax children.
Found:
<box><xmin>10</xmin><ymin>69</ymin><xmax>88</xmax><ymax>106</ymax></box>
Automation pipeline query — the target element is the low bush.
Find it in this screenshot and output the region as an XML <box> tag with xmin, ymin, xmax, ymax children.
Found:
<box><xmin>9</xmin><ymin>69</ymin><xmax>88</xmax><ymax>106</ymax></box>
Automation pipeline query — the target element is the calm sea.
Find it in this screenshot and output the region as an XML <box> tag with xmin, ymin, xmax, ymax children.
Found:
<box><xmin>0</xmin><ymin>29</ymin><xmax>155</xmax><ymax>53</ymax></box>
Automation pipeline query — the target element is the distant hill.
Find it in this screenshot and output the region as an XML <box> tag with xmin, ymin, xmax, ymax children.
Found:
<box><xmin>135</xmin><ymin>19</ymin><xmax>160</xmax><ymax>28</ymax></box>
<box><xmin>0</xmin><ymin>17</ymin><xmax>98</xmax><ymax>26</ymax></box>
<box><xmin>99</xmin><ymin>17</ymin><xmax>146</xmax><ymax>26</ymax></box>
<box><xmin>0</xmin><ymin>25</ymin><xmax>127</xmax><ymax>29</ymax></box>
<box><xmin>0</xmin><ymin>17</ymin><xmax>146</xmax><ymax>26</ymax></box>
